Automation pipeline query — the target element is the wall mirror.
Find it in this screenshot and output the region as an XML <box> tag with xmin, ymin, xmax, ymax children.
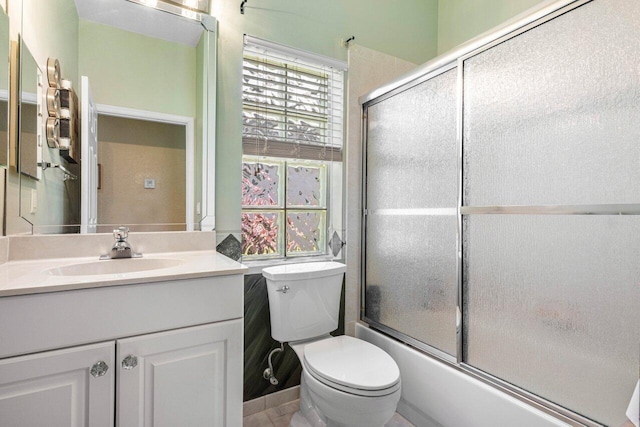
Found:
<box><xmin>18</xmin><ymin>37</ymin><xmax>82</xmax><ymax>232</ymax></box>
<box><xmin>0</xmin><ymin>4</ymin><xmax>8</xmax><ymax>168</ymax></box>
<box><xmin>0</xmin><ymin>7</ymin><xmax>10</xmax><ymax>167</ymax></box>
<box><xmin>18</xmin><ymin>40</ymin><xmax>39</xmax><ymax>180</ymax></box>
<box><xmin>14</xmin><ymin>0</ymin><xmax>216</xmax><ymax>234</ymax></box>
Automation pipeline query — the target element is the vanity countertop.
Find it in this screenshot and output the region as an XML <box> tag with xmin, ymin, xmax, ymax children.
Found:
<box><xmin>0</xmin><ymin>250</ymin><xmax>247</xmax><ymax>297</ymax></box>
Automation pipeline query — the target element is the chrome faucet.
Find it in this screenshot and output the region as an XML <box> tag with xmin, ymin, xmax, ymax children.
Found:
<box><xmin>100</xmin><ymin>227</ymin><xmax>142</xmax><ymax>260</ymax></box>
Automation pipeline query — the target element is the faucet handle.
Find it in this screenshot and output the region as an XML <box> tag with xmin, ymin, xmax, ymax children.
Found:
<box><xmin>113</xmin><ymin>226</ymin><xmax>129</xmax><ymax>241</ymax></box>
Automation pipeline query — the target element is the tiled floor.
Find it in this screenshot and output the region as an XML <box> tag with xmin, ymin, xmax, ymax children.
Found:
<box><xmin>243</xmin><ymin>399</ymin><xmax>415</xmax><ymax>427</ymax></box>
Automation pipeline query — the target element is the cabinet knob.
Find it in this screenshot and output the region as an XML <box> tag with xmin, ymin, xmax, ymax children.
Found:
<box><xmin>90</xmin><ymin>361</ymin><xmax>109</xmax><ymax>378</ymax></box>
<box><xmin>122</xmin><ymin>355</ymin><xmax>138</xmax><ymax>370</ymax></box>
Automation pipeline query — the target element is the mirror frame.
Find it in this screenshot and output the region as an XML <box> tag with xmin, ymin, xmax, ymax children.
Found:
<box><xmin>17</xmin><ymin>36</ymin><xmax>40</xmax><ymax>181</ymax></box>
<box><xmin>0</xmin><ymin>4</ymin><xmax>8</xmax><ymax>170</ymax></box>
<box><xmin>200</xmin><ymin>16</ymin><xmax>216</xmax><ymax>231</ymax></box>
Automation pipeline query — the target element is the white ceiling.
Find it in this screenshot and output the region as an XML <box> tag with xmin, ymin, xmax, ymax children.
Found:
<box><xmin>74</xmin><ymin>0</ymin><xmax>204</xmax><ymax>47</ymax></box>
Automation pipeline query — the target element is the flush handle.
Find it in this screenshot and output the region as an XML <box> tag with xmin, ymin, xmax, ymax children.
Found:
<box><xmin>276</xmin><ymin>285</ymin><xmax>290</xmax><ymax>293</ymax></box>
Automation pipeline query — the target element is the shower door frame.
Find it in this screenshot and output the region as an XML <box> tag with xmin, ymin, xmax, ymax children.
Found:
<box><xmin>358</xmin><ymin>1</ymin><xmax>624</xmax><ymax>426</ymax></box>
<box><xmin>360</xmin><ymin>60</ymin><xmax>459</xmax><ymax>365</ymax></box>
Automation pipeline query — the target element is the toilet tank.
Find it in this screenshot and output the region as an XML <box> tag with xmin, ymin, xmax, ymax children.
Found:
<box><xmin>262</xmin><ymin>262</ymin><xmax>346</xmax><ymax>343</ymax></box>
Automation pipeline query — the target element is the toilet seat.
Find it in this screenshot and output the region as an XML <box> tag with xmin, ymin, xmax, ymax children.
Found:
<box><xmin>302</xmin><ymin>336</ymin><xmax>401</xmax><ymax>397</ymax></box>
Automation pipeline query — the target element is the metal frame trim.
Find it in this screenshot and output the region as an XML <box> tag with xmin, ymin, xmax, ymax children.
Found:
<box><xmin>460</xmin><ymin>364</ymin><xmax>603</xmax><ymax>427</ymax></box>
<box><xmin>360</xmin><ymin>105</ymin><xmax>369</xmax><ymax>320</ymax></box>
<box><xmin>367</xmin><ymin>208</ymin><xmax>457</xmax><ymax>216</ymax></box>
<box><xmin>366</xmin><ymin>323</ymin><xmax>602</xmax><ymax>426</ymax></box>
<box><xmin>455</xmin><ymin>59</ymin><xmax>464</xmax><ymax>364</ymax></box>
<box><xmin>461</xmin><ymin>204</ymin><xmax>640</xmax><ymax>215</ymax></box>
<box><xmin>358</xmin><ymin>0</ymin><xmax>590</xmax><ymax>106</ymax></box>
<box><xmin>365</xmin><ymin>319</ymin><xmax>457</xmax><ymax>364</ymax></box>
<box><xmin>457</xmin><ymin>0</ymin><xmax>593</xmax><ymax>64</ymax></box>
<box><xmin>361</xmin><ymin>62</ymin><xmax>456</xmax><ymax>110</ymax></box>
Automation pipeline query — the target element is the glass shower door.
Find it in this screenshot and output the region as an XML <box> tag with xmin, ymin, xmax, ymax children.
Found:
<box><xmin>363</xmin><ymin>68</ymin><xmax>459</xmax><ymax>358</ymax></box>
<box><xmin>461</xmin><ymin>1</ymin><xmax>640</xmax><ymax>425</ymax></box>
<box><xmin>362</xmin><ymin>0</ymin><xmax>640</xmax><ymax>425</ymax></box>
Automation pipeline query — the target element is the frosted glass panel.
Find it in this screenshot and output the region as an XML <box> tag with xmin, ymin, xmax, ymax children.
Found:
<box><xmin>463</xmin><ymin>0</ymin><xmax>640</xmax><ymax>206</ymax></box>
<box><xmin>242</xmin><ymin>162</ymin><xmax>281</xmax><ymax>207</ymax></box>
<box><xmin>366</xmin><ymin>213</ymin><xmax>457</xmax><ymax>355</ymax></box>
<box><xmin>463</xmin><ymin>215</ymin><xmax>640</xmax><ymax>426</ymax></box>
<box><xmin>286</xmin><ymin>210</ymin><xmax>325</xmax><ymax>255</ymax></box>
<box><xmin>287</xmin><ymin>164</ymin><xmax>325</xmax><ymax>207</ymax></box>
<box><xmin>364</xmin><ymin>69</ymin><xmax>458</xmax><ymax>355</ymax></box>
<box><xmin>241</xmin><ymin>211</ymin><xmax>283</xmax><ymax>257</ymax></box>
<box><xmin>367</xmin><ymin>69</ymin><xmax>458</xmax><ymax>210</ymax></box>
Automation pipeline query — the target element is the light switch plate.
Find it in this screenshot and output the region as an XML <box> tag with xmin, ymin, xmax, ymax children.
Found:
<box><xmin>144</xmin><ymin>178</ymin><xmax>155</xmax><ymax>189</ymax></box>
<box><xmin>30</xmin><ymin>189</ymin><xmax>38</xmax><ymax>214</ymax></box>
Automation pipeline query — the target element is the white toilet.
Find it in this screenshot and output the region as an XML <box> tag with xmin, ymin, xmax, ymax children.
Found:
<box><xmin>262</xmin><ymin>261</ymin><xmax>401</xmax><ymax>427</ymax></box>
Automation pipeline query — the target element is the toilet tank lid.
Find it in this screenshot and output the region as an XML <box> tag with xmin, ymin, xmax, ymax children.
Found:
<box><xmin>262</xmin><ymin>261</ymin><xmax>346</xmax><ymax>281</ymax></box>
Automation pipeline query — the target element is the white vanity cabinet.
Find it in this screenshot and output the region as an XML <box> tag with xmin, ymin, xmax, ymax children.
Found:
<box><xmin>0</xmin><ymin>273</ymin><xmax>245</xmax><ymax>427</ymax></box>
<box><xmin>0</xmin><ymin>341</ymin><xmax>116</xmax><ymax>427</ymax></box>
<box><xmin>117</xmin><ymin>320</ymin><xmax>242</xmax><ymax>427</ymax></box>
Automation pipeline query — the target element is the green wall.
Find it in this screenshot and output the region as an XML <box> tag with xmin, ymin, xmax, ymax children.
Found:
<box><xmin>213</xmin><ymin>0</ymin><xmax>439</xmax><ymax>237</ymax></box>
<box><xmin>78</xmin><ymin>20</ymin><xmax>196</xmax><ymax>117</ymax></box>
<box><xmin>437</xmin><ymin>0</ymin><xmax>546</xmax><ymax>54</ymax></box>
<box><xmin>22</xmin><ymin>0</ymin><xmax>79</xmax><ymax>86</ymax></box>
<box><xmin>8</xmin><ymin>0</ymin><xmax>80</xmax><ymax>234</ymax></box>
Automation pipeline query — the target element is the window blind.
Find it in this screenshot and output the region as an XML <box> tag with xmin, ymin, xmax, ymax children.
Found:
<box><xmin>242</xmin><ymin>35</ymin><xmax>345</xmax><ymax>161</ymax></box>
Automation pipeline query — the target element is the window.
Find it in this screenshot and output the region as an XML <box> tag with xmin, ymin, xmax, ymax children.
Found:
<box><xmin>241</xmin><ymin>36</ymin><xmax>345</xmax><ymax>259</ymax></box>
<box><xmin>242</xmin><ymin>158</ymin><xmax>327</xmax><ymax>257</ymax></box>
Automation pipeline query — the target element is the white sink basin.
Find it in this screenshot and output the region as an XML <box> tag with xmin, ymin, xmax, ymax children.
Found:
<box><xmin>47</xmin><ymin>258</ymin><xmax>184</xmax><ymax>276</ymax></box>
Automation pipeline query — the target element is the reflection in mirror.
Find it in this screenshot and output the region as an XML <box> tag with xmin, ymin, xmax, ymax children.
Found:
<box><xmin>95</xmin><ymin>114</ymin><xmax>187</xmax><ymax>232</ymax></box>
<box><xmin>18</xmin><ymin>40</ymin><xmax>81</xmax><ymax>232</ymax></box>
<box><xmin>18</xmin><ymin>40</ymin><xmax>38</xmax><ymax>179</ymax></box>
<box><xmin>0</xmin><ymin>6</ymin><xmax>8</xmax><ymax>168</ymax></box>
<box><xmin>16</xmin><ymin>0</ymin><xmax>216</xmax><ymax>234</ymax></box>
<box><xmin>0</xmin><ymin>4</ymin><xmax>8</xmax><ymax>236</ymax></box>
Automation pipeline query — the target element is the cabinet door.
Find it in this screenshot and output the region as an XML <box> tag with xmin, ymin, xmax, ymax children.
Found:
<box><xmin>117</xmin><ymin>319</ymin><xmax>243</xmax><ymax>427</ymax></box>
<box><xmin>0</xmin><ymin>341</ymin><xmax>115</xmax><ymax>427</ymax></box>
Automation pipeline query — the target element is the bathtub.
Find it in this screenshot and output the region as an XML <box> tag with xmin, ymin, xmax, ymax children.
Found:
<box><xmin>355</xmin><ymin>323</ymin><xmax>570</xmax><ymax>427</ymax></box>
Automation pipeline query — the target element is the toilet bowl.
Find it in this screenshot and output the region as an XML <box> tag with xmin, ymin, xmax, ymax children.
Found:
<box><xmin>291</xmin><ymin>335</ymin><xmax>401</xmax><ymax>427</ymax></box>
<box><xmin>262</xmin><ymin>262</ymin><xmax>401</xmax><ymax>427</ymax></box>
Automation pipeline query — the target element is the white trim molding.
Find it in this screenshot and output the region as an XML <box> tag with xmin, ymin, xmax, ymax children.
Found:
<box><xmin>96</xmin><ymin>104</ymin><xmax>196</xmax><ymax>231</ymax></box>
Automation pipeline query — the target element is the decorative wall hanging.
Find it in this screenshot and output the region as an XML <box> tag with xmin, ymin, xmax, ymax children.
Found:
<box><xmin>45</xmin><ymin>57</ymin><xmax>79</xmax><ymax>163</ymax></box>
